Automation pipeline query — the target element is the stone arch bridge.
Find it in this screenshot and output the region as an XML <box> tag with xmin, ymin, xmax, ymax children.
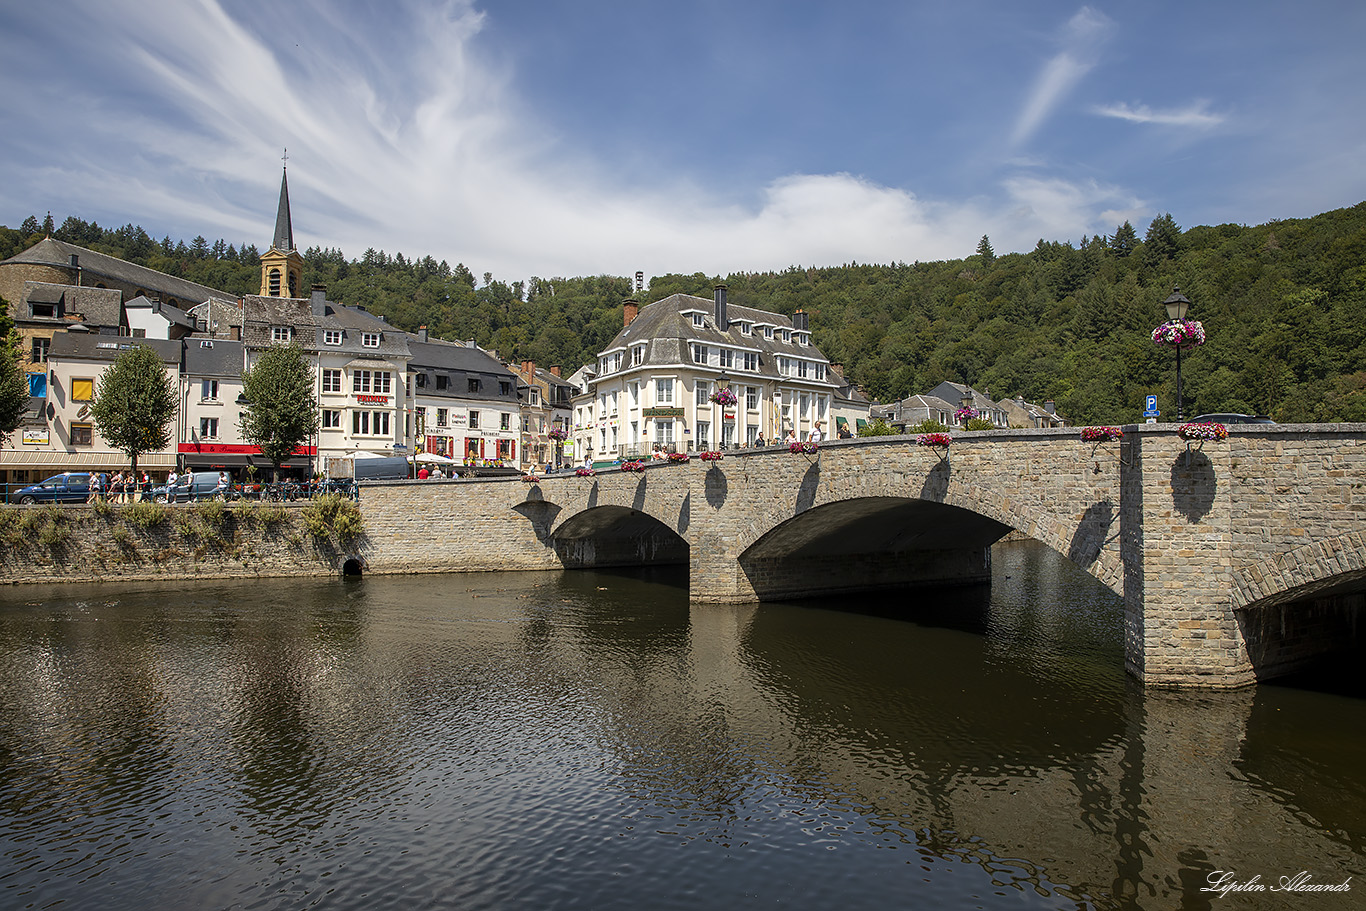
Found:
<box><xmin>359</xmin><ymin>425</ymin><xmax>1366</xmax><ymax>688</ymax></box>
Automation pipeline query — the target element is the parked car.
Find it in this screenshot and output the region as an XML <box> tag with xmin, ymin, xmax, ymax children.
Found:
<box><xmin>1190</xmin><ymin>413</ymin><xmax>1276</xmax><ymax>424</ymax></box>
<box><xmin>152</xmin><ymin>471</ymin><xmax>231</xmax><ymax>503</ymax></box>
<box><xmin>12</xmin><ymin>472</ymin><xmax>92</xmax><ymax>504</ymax></box>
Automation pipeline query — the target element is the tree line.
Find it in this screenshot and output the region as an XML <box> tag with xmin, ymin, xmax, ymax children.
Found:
<box><xmin>4</xmin><ymin>201</ymin><xmax>1366</xmax><ymax>425</ymax></box>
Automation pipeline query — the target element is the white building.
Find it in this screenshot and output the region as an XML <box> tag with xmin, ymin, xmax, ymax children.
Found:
<box><xmin>572</xmin><ymin>286</ymin><xmax>846</xmax><ymax>460</ymax></box>
<box><xmin>407</xmin><ymin>330</ymin><xmax>521</xmax><ymax>466</ymax></box>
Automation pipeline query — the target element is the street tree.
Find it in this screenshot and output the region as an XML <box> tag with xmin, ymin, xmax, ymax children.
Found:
<box><xmin>0</xmin><ymin>329</ymin><xmax>32</xmax><ymax>445</ymax></box>
<box><xmin>89</xmin><ymin>343</ymin><xmax>178</xmax><ymax>475</ymax></box>
<box><xmin>239</xmin><ymin>343</ymin><xmax>318</xmax><ymax>481</ymax></box>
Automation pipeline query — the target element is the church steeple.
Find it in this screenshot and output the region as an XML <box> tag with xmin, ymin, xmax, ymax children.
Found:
<box><xmin>259</xmin><ymin>154</ymin><xmax>304</xmax><ymax>298</ymax></box>
<box><xmin>273</xmin><ymin>166</ymin><xmax>294</xmax><ymax>253</ymax></box>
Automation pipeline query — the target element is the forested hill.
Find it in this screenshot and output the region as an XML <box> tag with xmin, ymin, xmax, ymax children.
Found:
<box><xmin>3</xmin><ymin>203</ymin><xmax>1365</xmax><ymax>425</ymax></box>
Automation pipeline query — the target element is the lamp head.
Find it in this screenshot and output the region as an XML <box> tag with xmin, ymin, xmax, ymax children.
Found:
<box><xmin>1163</xmin><ymin>287</ymin><xmax>1191</xmax><ymax>321</ymax></box>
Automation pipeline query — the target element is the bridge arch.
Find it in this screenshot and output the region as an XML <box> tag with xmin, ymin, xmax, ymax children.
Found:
<box><xmin>550</xmin><ymin>504</ymin><xmax>689</xmax><ymax>569</ymax></box>
<box><xmin>724</xmin><ymin>461</ymin><xmax>1124</xmax><ymax>599</ymax></box>
<box><xmin>1232</xmin><ymin>531</ymin><xmax>1366</xmax><ymax>611</ymax></box>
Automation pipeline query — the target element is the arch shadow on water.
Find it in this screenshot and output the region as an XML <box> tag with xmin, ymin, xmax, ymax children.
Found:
<box><xmin>551</xmin><ymin>504</ymin><xmax>689</xmax><ymax>569</ymax></box>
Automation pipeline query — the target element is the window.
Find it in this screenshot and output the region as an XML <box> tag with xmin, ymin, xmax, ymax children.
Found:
<box><xmin>31</xmin><ymin>338</ymin><xmax>49</xmax><ymax>364</ymax></box>
<box><xmin>722</xmin><ymin>422</ymin><xmax>735</xmax><ymax>447</ymax></box>
<box><xmin>692</xmin><ymin>313</ymin><xmax>704</xmax><ymax>327</ymax></box>
<box><xmin>323</xmin><ymin>329</ymin><xmax>343</xmax><ymax>346</ymax></box>
<box><xmin>352</xmin><ymin>411</ymin><xmax>391</xmax><ymax>436</ymax></box>
<box><xmin>468</xmin><ymin>378</ymin><xmax>481</xmax><ymax>393</ymax></box>
<box><xmin>352</xmin><ymin>370</ymin><xmax>392</xmax><ymax>394</ymax></box>
<box><xmin>692</xmin><ymin>344</ymin><xmax>708</xmax><ymax>365</ymax></box>
<box><xmin>814</xmin><ymin>363</ymin><xmax>826</xmax><ymax>381</ymax></box>
<box><xmin>72</xmin><ymin>378</ymin><xmax>94</xmax><ymax>402</ymax></box>
<box><xmin>628</xmin><ymin>382</ymin><xmax>639</xmax><ymax>406</ymax></box>
<box><xmin>743</xmin><ymin>352</ymin><xmax>759</xmax><ymax>371</ymax></box>
<box><xmin>797</xmin><ymin>333</ymin><xmax>809</xmax><ymax>346</ymax></box>
<box><xmin>782</xmin><ymin>330</ymin><xmax>791</xmax><ymax>342</ymax></box>
<box><xmin>500</xmin><ymin>381</ymin><xmax>511</xmax><ymax>396</ymax></box>
<box><xmin>322</xmin><ymin>369</ymin><xmax>343</xmax><ymax>393</ymax></box>
<box><xmin>71</xmin><ymin>423</ymin><xmax>93</xmax><ymax>446</ymax></box>
<box><xmin>697</xmin><ymin>421</ymin><xmax>710</xmax><ymax>450</ymax></box>
<box><xmin>764</xmin><ymin>326</ymin><xmax>774</xmax><ymax>339</ymax></box>
<box><xmin>362</xmin><ymin>332</ymin><xmax>381</xmax><ymax>348</ymax></box>
<box><xmin>268</xmin><ymin>267</ymin><xmax>281</xmax><ymax>296</ymax></box>
<box><xmin>632</xmin><ymin>345</ymin><xmax>645</xmax><ymax>366</ymax></box>
<box><xmin>797</xmin><ymin>360</ymin><xmax>809</xmax><ymax>378</ymax></box>
<box><xmin>199</xmin><ymin>417</ymin><xmax>219</xmax><ymax>439</ymax></box>
<box><xmin>436</xmin><ymin>375</ymin><xmax>448</xmax><ymax>391</ymax></box>
<box><xmin>746</xmin><ymin>386</ymin><xmax>759</xmax><ymax>410</ymax></box>
<box><xmin>322</xmin><ymin>409</ymin><xmax>342</xmax><ymax>429</ymax></box>
<box><xmin>655</xmin><ymin>378</ymin><xmax>673</xmax><ymax>404</ymax></box>
<box><xmin>201</xmin><ymin>379</ymin><xmax>219</xmax><ymax>401</ymax></box>
<box><xmin>696</xmin><ymin>381</ymin><xmax>710</xmax><ymax>406</ymax></box>
<box><xmin>740</xmin><ymin>322</ymin><xmax>752</xmax><ymax>336</ymax></box>
<box><xmin>30</xmin><ymin>302</ymin><xmax>58</xmax><ymax>319</ymax></box>
<box><xmin>528</xmin><ymin>388</ymin><xmax>540</xmax><ymax>406</ymax></box>
<box><xmin>469</xmin><ymin>410</ymin><xmax>480</xmax><ymax>429</ymax></box>
<box><xmin>500</xmin><ymin>412</ymin><xmax>511</xmax><ymax>431</ymax></box>
<box><xmin>800</xmin><ymin>392</ymin><xmax>811</xmax><ymax>417</ymax></box>
<box><xmin>654</xmin><ymin>419</ymin><xmax>675</xmax><ymax>445</ymax></box>
<box><xmin>271</xmin><ymin>325</ymin><xmax>293</xmax><ymax>343</ymax></box>
<box><xmin>718</xmin><ymin>349</ymin><xmax>734</xmax><ymax>368</ymax></box>
<box><xmin>436</xmin><ymin>408</ymin><xmax>449</xmax><ymax>427</ymax></box>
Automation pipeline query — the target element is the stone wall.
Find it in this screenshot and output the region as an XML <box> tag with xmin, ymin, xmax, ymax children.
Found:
<box><xmin>0</xmin><ymin>501</ymin><xmax>352</xmax><ymax>584</ymax></box>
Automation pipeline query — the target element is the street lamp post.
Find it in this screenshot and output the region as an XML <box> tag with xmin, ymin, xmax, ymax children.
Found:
<box><xmin>1152</xmin><ymin>287</ymin><xmax>1205</xmax><ymax>421</ymax></box>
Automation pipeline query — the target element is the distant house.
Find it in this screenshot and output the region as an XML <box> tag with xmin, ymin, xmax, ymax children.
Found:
<box><xmin>407</xmin><ymin>330</ymin><xmax>520</xmax><ymax>466</ymax></box>
<box><xmin>872</xmin><ymin>393</ymin><xmax>958</xmax><ymax>431</ymax></box>
<box><xmin>998</xmin><ymin>394</ymin><xmax>1065</xmax><ymax>428</ymax></box>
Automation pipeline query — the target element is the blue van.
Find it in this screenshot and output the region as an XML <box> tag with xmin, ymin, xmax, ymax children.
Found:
<box><xmin>13</xmin><ymin>472</ymin><xmax>92</xmax><ymax>504</ymax></box>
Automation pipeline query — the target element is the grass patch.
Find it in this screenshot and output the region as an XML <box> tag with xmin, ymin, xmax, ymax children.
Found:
<box><xmin>123</xmin><ymin>501</ymin><xmax>169</xmax><ymax>530</ymax></box>
<box><xmin>301</xmin><ymin>493</ymin><xmax>365</xmax><ymax>548</ymax></box>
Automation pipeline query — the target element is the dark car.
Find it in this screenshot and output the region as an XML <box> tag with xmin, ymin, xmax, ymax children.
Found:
<box><xmin>1190</xmin><ymin>413</ymin><xmax>1276</xmax><ymax>424</ymax></box>
<box><xmin>151</xmin><ymin>471</ymin><xmax>230</xmax><ymax>503</ymax></box>
<box><xmin>13</xmin><ymin>472</ymin><xmax>92</xmax><ymax>504</ymax></box>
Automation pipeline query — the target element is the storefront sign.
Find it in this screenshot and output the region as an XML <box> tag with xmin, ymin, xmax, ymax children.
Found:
<box><xmin>21</xmin><ymin>429</ymin><xmax>48</xmax><ymax>445</ymax></box>
<box><xmin>357</xmin><ymin>394</ymin><xmax>390</xmax><ymax>404</ymax></box>
<box><xmin>643</xmin><ymin>407</ymin><xmax>684</xmax><ymax>417</ymax></box>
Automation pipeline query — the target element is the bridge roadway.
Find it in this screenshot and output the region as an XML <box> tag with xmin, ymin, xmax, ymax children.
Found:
<box><xmin>357</xmin><ymin>424</ymin><xmax>1366</xmax><ymax>688</ymax></box>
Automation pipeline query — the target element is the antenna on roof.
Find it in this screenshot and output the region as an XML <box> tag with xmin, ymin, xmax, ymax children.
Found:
<box><xmin>282</xmin><ymin>148</ymin><xmax>288</xmax><ymax>169</ymax></box>
<box><xmin>635</xmin><ymin>271</ymin><xmax>643</xmax><ymax>293</ymax></box>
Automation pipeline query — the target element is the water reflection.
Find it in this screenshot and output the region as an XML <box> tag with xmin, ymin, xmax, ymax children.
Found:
<box><xmin>0</xmin><ymin>544</ymin><xmax>1361</xmax><ymax>910</ymax></box>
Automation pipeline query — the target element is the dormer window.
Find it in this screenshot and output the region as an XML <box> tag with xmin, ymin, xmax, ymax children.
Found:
<box><xmin>797</xmin><ymin>333</ymin><xmax>808</xmax><ymax>346</ymax></box>
<box><xmin>271</xmin><ymin>325</ymin><xmax>293</xmax><ymax>343</ymax></box>
<box><xmin>323</xmin><ymin>329</ymin><xmax>343</xmax><ymax>346</ymax></box>
<box><xmin>764</xmin><ymin>326</ymin><xmax>774</xmax><ymax>339</ymax></box>
<box><xmin>740</xmin><ymin>322</ymin><xmax>751</xmax><ymax>336</ymax></box>
<box><xmin>632</xmin><ymin>345</ymin><xmax>645</xmax><ymax>366</ymax></box>
<box><xmin>782</xmin><ymin>329</ymin><xmax>791</xmax><ymax>343</ymax></box>
<box><xmin>692</xmin><ymin>313</ymin><xmax>705</xmax><ymax>328</ymax></box>
<box><xmin>362</xmin><ymin>331</ymin><xmax>381</xmax><ymax>348</ymax></box>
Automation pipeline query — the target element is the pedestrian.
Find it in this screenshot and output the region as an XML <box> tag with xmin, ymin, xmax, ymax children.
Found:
<box><xmin>217</xmin><ymin>471</ymin><xmax>229</xmax><ymax>497</ymax></box>
<box><xmin>417</xmin><ymin>465</ymin><xmax>430</xmax><ymax>480</ymax></box>
<box><xmin>755</xmin><ymin>432</ymin><xmax>765</xmax><ymax>447</ymax></box>
<box><xmin>784</xmin><ymin>429</ymin><xmax>797</xmax><ymax>445</ymax></box>
<box><xmin>87</xmin><ymin>471</ymin><xmax>104</xmax><ymax>503</ymax></box>
<box><xmin>809</xmin><ymin>422</ymin><xmax>823</xmax><ymax>444</ymax></box>
<box><xmin>140</xmin><ymin>471</ymin><xmax>152</xmax><ymax>501</ymax></box>
<box><xmin>838</xmin><ymin>423</ymin><xmax>852</xmax><ymax>439</ymax></box>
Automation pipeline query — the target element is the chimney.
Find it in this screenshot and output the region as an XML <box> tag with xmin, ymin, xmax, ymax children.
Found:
<box><xmin>69</xmin><ymin>254</ymin><xmax>81</xmax><ymax>286</ymax></box>
<box><xmin>793</xmin><ymin>309</ymin><xmax>808</xmax><ymax>331</ymax></box>
<box><xmin>714</xmin><ymin>284</ymin><xmax>728</xmax><ymax>331</ymax></box>
<box><xmin>623</xmin><ymin>298</ymin><xmax>639</xmax><ymax>327</ymax></box>
<box><xmin>521</xmin><ymin>359</ymin><xmax>536</xmax><ymax>378</ymax></box>
<box><xmin>418</xmin><ymin>325</ymin><xmax>429</xmax><ymax>343</ymax></box>
<box><xmin>1044</xmin><ymin>400</ymin><xmax>1056</xmax><ymax>414</ymax></box>
<box><xmin>549</xmin><ymin>364</ymin><xmax>562</xmax><ymax>378</ymax></box>
<box><xmin>310</xmin><ymin>284</ymin><xmax>327</xmax><ymax>317</ymax></box>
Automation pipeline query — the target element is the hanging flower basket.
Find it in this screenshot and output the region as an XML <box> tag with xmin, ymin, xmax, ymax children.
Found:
<box><xmin>699</xmin><ymin>450</ymin><xmax>723</xmax><ymax>462</ymax></box>
<box><xmin>916</xmin><ymin>433</ymin><xmax>952</xmax><ymax>448</ymax></box>
<box><xmin>709</xmin><ymin>388</ymin><xmax>738</xmax><ymax>406</ymax></box>
<box><xmin>521</xmin><ymin>474</ymin><xmax>541</xmax><ymax>483</ymax></box>
<box><xmin>620</xmin><ymin>460</ymin><xmax>646</xmax><ymax>472</ymax></box>
<box><xmin>1152</xmin><ymin>319</ymin><xmax>1206</xmax><ymax>349</ymax></box>
<box><xmin>789</xmin><ymin>441</ymin><xmax>818</xmax><ymax>454</ymax></box>
<box><xmin>547</xmin><ymin>428</ymin><xmax>568</xmax><ymax>442</ymax></box>
<box><xmin>954</xmin><ymin>407</ymin><xmax>979</xmax><ymax>423</ymax></box>
<box><xmin>576</xmin><ymin>467</ymin><xmax>596</xmax><ymax>477</ymax></box>
<box><xmin>667</xmin><ymin>452</ymin><xmax>690</xmax><ymax>463</ymax></box>
<box><xmin>1080</xmin><ymin>426</ymin><xmax>1124</xmax><ymax>443</ymax></box>
<box><xmin>1178</xmin><ymin>421</ymin><xmax>1228</xmax><ymax>442</ymax></box>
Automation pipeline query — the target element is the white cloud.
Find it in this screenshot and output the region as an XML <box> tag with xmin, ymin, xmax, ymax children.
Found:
<box><xmin>1092</xmin><ymin>101</ymin><xmax>1227</xmax><ymax>128</ymax></box>
<box><xmin>1010</xmin><ymin>6</ymin><xmax>1116</xmax><ymax>148</ymax></box>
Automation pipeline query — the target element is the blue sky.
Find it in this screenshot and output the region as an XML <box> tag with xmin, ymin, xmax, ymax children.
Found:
<box><xmin>2</xmin><ymin>0</ymin><xmax>1364</xmax><ymax>286</ymax></box>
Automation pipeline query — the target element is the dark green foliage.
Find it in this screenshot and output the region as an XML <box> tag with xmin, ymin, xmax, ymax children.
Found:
<box><xmin>0</xmin><ymin>330</ymin><xmax>30</xmax><ymax>444</ymax></box>
<box><xmin>7</xmin><ymin>200</ymin><xmax>1366</xmax><ymax>425</ymax></box>
<box><xmin>240</xmin><ymin>344</ymin><xmax>319</xmax><ymax>478</ymax></box>
<box><xmin>89</xmin><ymin>344</ymin><xmax>178</xmax><ymax>473</ymax></box>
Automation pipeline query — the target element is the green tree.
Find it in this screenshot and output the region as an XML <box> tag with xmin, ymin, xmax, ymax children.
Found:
<box><xmin>239</xmin><ymin>344</ymin><xmax>319</xmax><ymax>480</ymax></box>
<box><xmin>1144</xmin><ymin>213</ymin><xmax>1182</xmax><ymax>262</ymax></box>
<box><xmin>1110</xmin><ymin>221</ymin><xmax>1138</xmax><ymax>257</ymax></box>
<box><xmin>976</xmin><ymin>235</ymin><xmax>996</xmax><ymax>266</ymax></box>
<box><xmin>0</xmin><ymin>330</ymin><xmax>32</xmax><ymax>444</ymax></box>
<box><xmin>89</xmin><ymin>344</ymin><xmax>178</xmax><ymax>475</ymax></box>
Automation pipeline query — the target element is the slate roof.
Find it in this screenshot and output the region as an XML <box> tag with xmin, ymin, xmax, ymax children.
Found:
<box><xmin>48</xmin><ymin>333</ymin><xmax>182</xmax><ymax>366</ymax></box>
<box><xmin>4</xmin><ymin>238</ymin><xmax>235</xmax><ymax>305</ymax></box>
<box><xmin>183</xmin><ymin>338</ymin><xmax>244</xmax><ymax>379</ymax></box>
<box><xmin>20</xmin><ymin>281</ymin><xmax>124</xmax><ymax>327</ymax></box>
<box><xmin>601</xmin><ymin>293</ymin><xmax>833</xmax><ymax>386</ymax></box>
<box><xmin>239</xmin><ymin>294</ymin><xmax>412</xmax><ymax>363</ymax></box>
<box><xmin>407</xmin><ymin>337</ymin><xmax>518</xmax><ymax>405</ymax></box>
<box><xmin>124</xmin><ymin>295</ymin><xmax>197</xmax><ymax>333</ymax></box>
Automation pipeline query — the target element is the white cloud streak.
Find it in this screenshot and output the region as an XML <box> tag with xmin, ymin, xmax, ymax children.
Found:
<box><xmin>1092</xmin><ymin>101</ymin><xmax>1227</xmax><ymax>128</ymax></box>
<box><xmin>1010</xmin><ymin>7</ymin><xmax>1115</xmax><ymax>148</ymax></box>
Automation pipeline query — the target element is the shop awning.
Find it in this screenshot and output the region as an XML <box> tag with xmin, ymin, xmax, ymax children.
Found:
<box><xmin>0</xmin><ymin>449</ymin><xmax>176</xmax><ymax>469</ymax></box>
<box><xmin>855</xmin><ymin>418</ymin><xmax>868</xmax><ymax>429</ymax></box>
<box><xmin>835</xmin><ymin>416</ymin><xmax>848</xmax><ymax>427</ymax></box>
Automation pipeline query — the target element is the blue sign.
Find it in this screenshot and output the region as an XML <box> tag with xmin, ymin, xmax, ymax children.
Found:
<box><xmin>1144</xmin><ymin>394</ymin><xmax>1159</xmax><ymax>417</ymax></box>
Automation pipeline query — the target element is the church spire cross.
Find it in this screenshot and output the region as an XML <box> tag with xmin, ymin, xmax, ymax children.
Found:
<box><xmin>273</xmin><ymin>164</ymin><xmax>294</xmax><ymax>253</ymax></box>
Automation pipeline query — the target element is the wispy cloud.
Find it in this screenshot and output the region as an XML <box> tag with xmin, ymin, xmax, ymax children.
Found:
<box><xmin>1010</xmin><ymin>6</ymin><xmax>1116</xmax><ymax>148</ymax></box>
<box><xmin>1092</xmin><ymin>101</ymin><xmax>1227</xmax><ymax>128</ymax></box>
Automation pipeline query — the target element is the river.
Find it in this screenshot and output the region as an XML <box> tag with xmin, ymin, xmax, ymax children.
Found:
<box><xmin>0</xmin><ymin>540</ymin><xmax>1361</xmax><ymax>910</ymax></box>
